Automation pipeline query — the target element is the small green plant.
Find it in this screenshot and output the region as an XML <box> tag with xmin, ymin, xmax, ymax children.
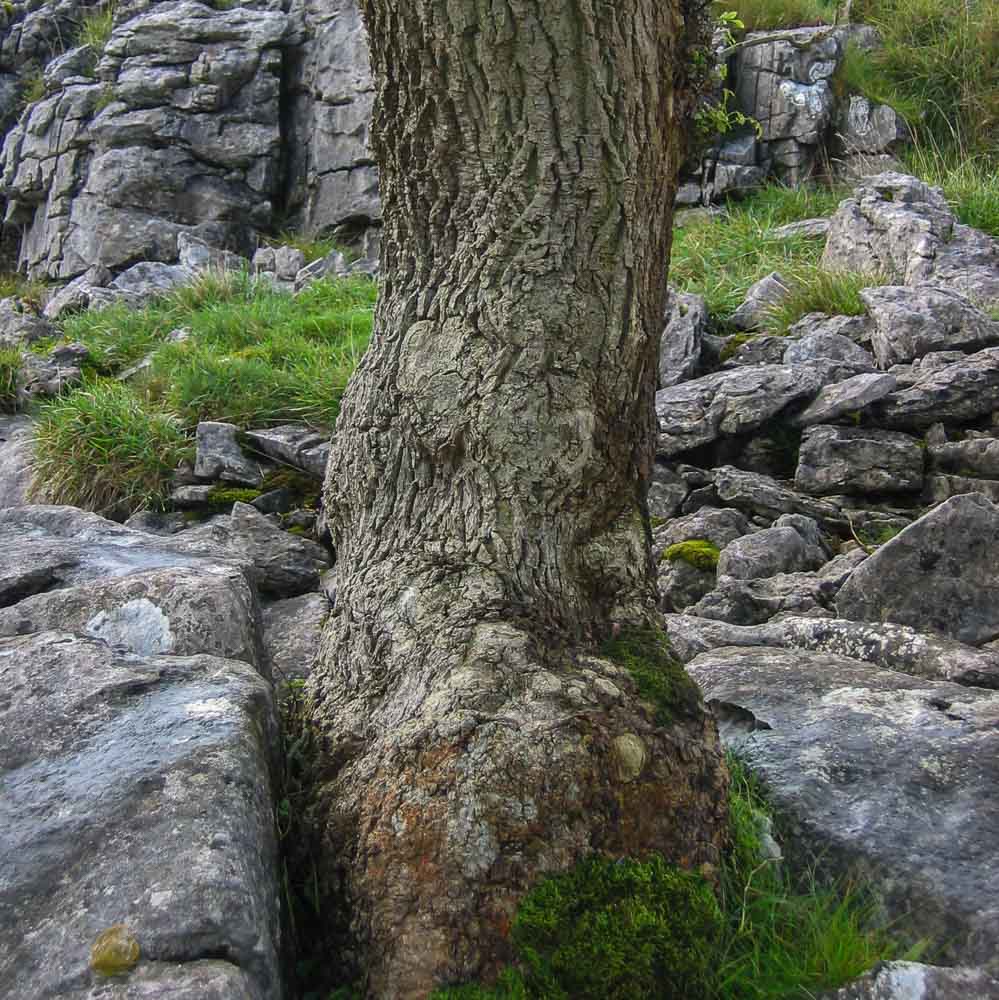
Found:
<box><xmin>600</xmin><ymin>626</ymin><xmax>703</xmax><ymax>726</ymax></box>
<box><xmin>664</xmin><ymin>539</ymin><xmax>721</xmax><ymax>571</ymax></box>
<box><xmin>29</xmin><ymin>378</ymin><xmax>189</xmax><ymax>516</ymax></box>
<box><xmin>712</xmin><ymin>755</ymin><xmax>921</xmax><ymax>999</ymax></box>
<box><xmin>79</xmin><ymin>1</ymin><xmax>115</xmax><ymax>50</ymax></box>
<box><xmin>0</xmin><ymin>273</ymin><xmax>48</xmax><ymax>310</ymax></box>
<box><xmin>762</xmin><ymin>269</ymin><xmax>887</xmax><ymax>336</ymax></box>
<box><xmin>93</xmin><ymin>84</ymin><xmax>117</xmax><ymax>112</ymax></box>
<box><xmin>20</xmin><ymin>73</ymin><xmax>46</xmax><ymax>107</ymax></box>
<box><xmin>0</xmin><ymin>347</ymin><xmax>21</xmax><ymax>413</ymax></box>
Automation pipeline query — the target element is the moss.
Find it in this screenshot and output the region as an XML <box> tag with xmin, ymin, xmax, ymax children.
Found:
<box><xmin>719</xmin><ymin>333</ymin><xmax>752</xmax><ymax>363</ymax></box>
<box><xmin>90</xmin><ymin>924</ymin><xmax>140</xmax><ymax>976</ymax></box>
<box><xmin>600</xmin><ymin>627</ymin><xmax>703</xmax><ymax>726</ymax></box>
<box><xmin>432</xmin><ymin>856</ymin><xmax>721</xmax><ymax>1000</ymax></box>
<box><xmin>206</xmin><ymin>485</ymin><xmax>262</xmax><ymax>506</ymax></box>
<box><xmin>663</xmin><ymin>539</ymin><xmax>720</xmax><ymax>572</ymax></box>
<box><xmin>286</xmin><ymin>524</ymin><xmax>312</xmax><ymax>538</ymax></box>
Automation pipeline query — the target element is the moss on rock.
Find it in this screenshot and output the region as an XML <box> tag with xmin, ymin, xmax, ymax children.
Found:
<box><xmin>663</xmin><ymin>539</ymin><xmax>720</xmax><ymax>572</ymax></box>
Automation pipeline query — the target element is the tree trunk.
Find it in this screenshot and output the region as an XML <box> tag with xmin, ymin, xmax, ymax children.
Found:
<box><xmin>309</xmin><ymin>1</ymin><xmax>728</xmax><ymax>995</ymax></box>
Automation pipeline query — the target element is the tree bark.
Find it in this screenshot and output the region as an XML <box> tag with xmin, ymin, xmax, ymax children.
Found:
<box><xmin>309</xmin><ymin>2</ymin><xmax>728</xmax><ymax>995</ymax></box>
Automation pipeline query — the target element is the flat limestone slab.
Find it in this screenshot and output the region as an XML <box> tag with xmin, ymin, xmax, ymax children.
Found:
<box><xmin>0</xmin><ymin>631</ymin><xmax>282</xmax><ymax>999</ymax></box>
<box><xmin>689</xmin><ymin>645</ymin><xmax>999</xmax><ymax>973</ymax></box>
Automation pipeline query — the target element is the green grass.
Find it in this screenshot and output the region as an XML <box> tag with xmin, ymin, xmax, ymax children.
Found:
<box><xmin>20</xmin><ymin>73</ymin><xmax>45</xmax><ymax>106</ymax></box>
<box><xmin>840</xmin><ymin>0</ymin><xmax>999</xmax><ymax>156</ymax></box>
<box><xmin>61</xmin><ymin>269</ymin><xmax>375</xmax><ymax>427</ymax></box>
<box><xmin>718</xmin><ymin>0</ymin><xmax>838</xmax><ymax>30</ymax></box>
<box><xmin>79</xmin><ymin>2</ymin><xmax>115</xmax><ymax>50</ymax></box>
<box><xmin>29</xmin><ymin>379</ymin><xmax>190</xmax><ymax>516</ymax></box>
<box><xmin>670</xmin><ymin>184</ymin><xmax>848</xmax><ymax>317</ymax></box>
<box><xmin>0</xmin><ymin>273</ymin><xmax>48</xmax><ymax>310</ymax></box>
<box><xmin>762</xmin><ymin>269</ymin><xmax>887</xmax><ymax>336</ymax></box>
<box><xmin>712</xmin><ymin>756</ymin><xmax>920</xmax><ymax>999</ymax></box>
<box><xmin>899</xmin><ymin>145</ymin><xmax>999</xmax><ymax>238</ymax></box>
<box><xmin>35</xmin><ymin>269</ymin><xmax>375</xmax><ymax>515</ymax></box>
<box><xmin>0</xmin><ymin>347</ymin><xmax>20</xmax><ymax>413</ymax></box>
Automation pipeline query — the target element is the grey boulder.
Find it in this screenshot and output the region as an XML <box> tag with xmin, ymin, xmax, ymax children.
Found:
<box><xmin>659</xmin><ymin>290</ymin><xmax>707</xmax><ymax>388</ymax></box>
<box><xmin>664</xmin><ymin>611</ymin><xmax>999</xmax><ymax>688</ymax></box>
<box><xmin>690</xmin><ymin>646</ymin><xmax>999</xmax><ymax>972</ymax></box>
<box><xmin>655</xmin><ymin>365</ymin><xmax>822</xmax><ymax>457</ymax></box>
<box><xmin>728</xmin><ymin>272</ymin><xmax>790</xmax><ymax>331</ymax></box>
<box><xmin>792</xmin><ymin>372</ymin><xmax>897</xmax><ymax>427</ymax></box>
<box><xmin>821</xmin><ymin>962</ymin><xmax>999</xmax><ymax>1000</ymax></box>
<box><xmin>837</xmin><ymin>493</ymin><xmax>999</xmax><ymax>644</ymax></box>
<box><xmin>0</xmin><ymin>631</ymin><xmax>281</xmax><ymax>999</ymax></box>
<box><xmin>195</xmin><ymin>421</ymin><xmax>268</xmax><ymax>487</ymax></box>
<box><xmin>861</xmin><ymin>284</ymin><xmax>999</xmax><ymax>368</ymax></box>
<box><xmin>795</xmin><ymin>425</ymin><xmax>924</xmax><ymax>496</ymax></box>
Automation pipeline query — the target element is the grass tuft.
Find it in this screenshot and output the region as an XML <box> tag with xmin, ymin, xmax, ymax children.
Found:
<box><xmin>670</xmin><ymin>184</ymin><xmax>848</xmax><ymax>317</ymax></box>
<box><xmin>0</xmin><ymin>347</ymin><xmax>20</xmax><ymax>413</ymax></box>
<box><xmin>29</xmin><ymin>379</ymin><xmax>189</xmax><ymax>516</ymax></box>
<box><xmin>762</xmin><ymin>269</ymin><xmax>887</xmax><ymax>336</ymax></box>
<box><xmin>79</xmin><ymin>2</ymin><xmax>115</xmax><ymax>50</ymax></box>
<box><xmin>840</xmin><ymin>0</ymin><xmax>999</xmax><ymax>156</ymax></box>
<box><xmin>718</xmin><ymin>0</ymin><xmax>838</xmax><ymax>30</ymax></box>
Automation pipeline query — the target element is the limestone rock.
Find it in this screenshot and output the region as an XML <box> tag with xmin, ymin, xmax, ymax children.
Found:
<box><xmin>822</xmin><ymin>173</ymin><xmax>999</xmax><ymax>306</ymax></box>
<box><xmin>795</xmin><ymin>425</ymin><xmax>924</xmax><ymax>495</ymax></box>
<box><xmin>792</xmin><ymin>372</ymin><xmax>897</xmax><ymax>427</ymax></box>
<box><xmin>0</xmin><ymin>631</ymin><xmax>282</xmax><ymax>999</ymax></box>
<box><xmin>716</xmin><ymin>524</ymin><xmax>827</xmax><ymax>581</ymax></box>
<box><xmin>821</xmin><ymin>962</ymin><xmax>999</xmax><ymax>1000</ymax></box>
<box><xmin>0</xmin><ymin>415</ymin><xmax>35</xmax><ymax>508</ymax></box>
<box><xmin>772</xmin><ymin>218</ymin><xmax>829</xmax><ymax>240</ymax></box>
<box><xmin>782</xmin><ymin>330</ymin><xmax>877</xmax><ymax>382</ymax></box>
<box><xmin>241</xmin><ymin>424</ymin><xmax>331</xmax><ymax>480</ymax></box>
<box><xmin>262</xmin><ymin>591</ymin><xmax>329</xmax><ymax>685</ymax></box>
<box><xmin>929</xmin><ymin>436</ymin><xmax>999</xmax><ymax>479</ymax></box>
<box><xmin>195</xmin><ymin>421</ymin><xmax>267</xmax><ymax>487</ymax></box>
<box><xmin>656</xmin><ymin>506</ymin><xmax>751</xmax><ymax>551</ymax></box>
<box><xmin>712</xmin><ymin>465</ymin><xmax>850</xmax><ymax>531</ymax></box>
<box><xmin>861</xmin><ymin>285</ymin><xmax>999</xmax><ymax>368</ymax></box>
<box><xmin>874</xmin><ymin>347</ymin><xmax>999</xmax><ymax>429</ymax></box>
<box><xmin>659</xmin><ymin>290</ymin><xmax>706</xmax><ymax>388</ymax></box>
<box><xmin>728</xmin><ymin>272</ymin><xmax>790</xmax><ymax>331</ymax></box>
<box><xmin>836</xmin><ymin>95</ymin><xmax>909</xmax><ymax>156</ymax></box>
<box><xmin>0</xmin><ymin>565</ymin><xmax>263</xmax><ymax>670</ymax></box>
<box><xmin>655</xmin><ymin>365</ymin><xmax>822</xmax><ymax>457</ymax></box>
<box><xmin>690</xmin><ymin>646</ymin><xmax>999</xmax><ymax>971</ymax></box>
<box><xmin>664</xmin><ymin>611</ymin><xmax>999</xmax><ymax>688</ymax></box>
<box><xmin>837</xmin><ymin>493</ymin><xmax>999</xmax><ymax>644</ymax></box>
<box><xmin>0</xmin><ymin>297</ymin><xmax>54</xmax><ymax>347</ymax></box>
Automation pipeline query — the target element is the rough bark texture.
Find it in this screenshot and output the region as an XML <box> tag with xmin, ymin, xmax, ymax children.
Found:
<box><xmin>309</xmin><ymin>2</ymin><xmax>728</xmax><ymax>996</ymax></box>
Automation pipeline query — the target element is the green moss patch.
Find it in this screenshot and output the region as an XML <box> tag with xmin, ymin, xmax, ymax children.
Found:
<box><xmin>432</xmin><ymin>857</ymin><xmax>722</xmax><ymax>1000</ymax></box>
<box><xmin>663</xmin><ymin>540</ymin><xmax>720</xmax><ymax>572</ymax></box>
<box><xmin>600</xmin><ymin>627</ymin><xmax>703</xmax><ymax>726</ymax></box>
<box><xmin>206</xmin><ymin>485</ymin><xmax>262</xmax><ymax>506</ymax></box>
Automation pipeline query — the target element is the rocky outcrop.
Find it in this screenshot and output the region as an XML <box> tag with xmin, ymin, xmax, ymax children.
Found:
<box><xmin>0</xmin><ymin>0</ymin><xmax>380</xmax><ymax>282</ymax></box>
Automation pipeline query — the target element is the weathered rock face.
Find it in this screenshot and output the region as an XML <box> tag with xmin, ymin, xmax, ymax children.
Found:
<box><xmin>283</xmin><ymin>0</ymin><xmax>379</xmax><ymax>235</ymax></box>
<box><xmin>795</xmin><ymin>425</ymin><xmax>924</xmax><ymax>496</ymax></box>
<box><xmin>689</xmin><ymin>646</ymin><xmax>999</xmax><ymax>973</ymax></box>
<box><xmin>861</xmin><ymin>284</ymin><xmax>999</xmax><ymax>368</ymax></box>
<box><xmin>837</xmin><ymin>493</ymin><xmax>999</xmax><ymax>645</ymax></box>
<box><xmin>0</xmin><ymin>0</ymin><xmax>381</xmax><ymax>281</ymax></box>
<box><xmin>0</xmin><ymin>631</ymin><xmax>282</xmax><ymax>999</ymax></box>
<box><xmin>822</xmin><ymin>173</ymin><xmax>999</xmax><ymax>307</ymax></box>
